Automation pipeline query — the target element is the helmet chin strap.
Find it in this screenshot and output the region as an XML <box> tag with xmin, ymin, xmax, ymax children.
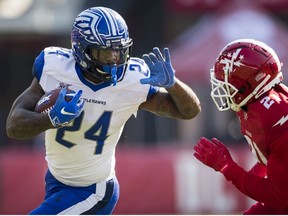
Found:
<box><xmin>95</xmin><ymin>64</ymin><xmax>118</xmax><ymax>86</ymax></box>
<box><xmin>110</xmin><ymin>65</ymin><xmax>117</xmax><ymax>86</ymax></box>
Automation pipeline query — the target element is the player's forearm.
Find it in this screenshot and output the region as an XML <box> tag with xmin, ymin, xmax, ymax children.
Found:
<box><xmin>223</xmin><ymin>163</ymin><xmax>288</xmax><ymax>209</ymax></box>
<box><xmin>248</xmin><ymin>162</ymin><xmax>267</xmax><ymax>177</ymax></box>
<box><xmin>6</xmin><ymin>109</ymin><xmax>53</xmax><ymax>139</ymax></box>
<box><xmin>166</xmin><ymin>78</ymin><xmax>201</xmax><ymax>119</ymax></box>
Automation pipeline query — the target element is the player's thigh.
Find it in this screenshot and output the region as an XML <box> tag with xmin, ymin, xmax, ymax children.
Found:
<box><xmin>28</xmin><ymin>188</ymin><xmax>89</xmax><ymax>215</ymax></box>
<box><xmin>29</xmin><ymin>177</ymin><xmax>119</xmax><ymax>215</ymax></box>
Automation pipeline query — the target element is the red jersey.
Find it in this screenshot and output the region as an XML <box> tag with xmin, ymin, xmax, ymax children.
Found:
<box><xmin>225</xmin><ymin>83</ymin><xmax>288</xmax><ymax>213</ymax></box>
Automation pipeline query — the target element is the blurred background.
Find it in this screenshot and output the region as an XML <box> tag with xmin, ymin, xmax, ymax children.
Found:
<box><xmin>1</xmin><ymin>0</ymin><xmax>288</xmax><ymax>214</ymax></box>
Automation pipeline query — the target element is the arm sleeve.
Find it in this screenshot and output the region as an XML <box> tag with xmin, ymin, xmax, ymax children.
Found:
<box><xmin>243</xmin><ymin>202</ymin><xmax>285</xmax><ymax>215</ymax></box>
<box><xmin>248</xmin><ymin>162</ymin><xmax>267</xmax><ymax>177</ymax></box>
<box><xmin>32</xmin><ymin>50</ymin><xmax>45</xmax><ymax>81</ymax></box>
<box><xmin>222</xmin><ymin>135</ymin><xmax>288</xmax><ymax>210</ymax></box>
<box><xmin>146</xmin><ymin>85</ymin><xmax>159</xmax><ymax>100</ymax></box>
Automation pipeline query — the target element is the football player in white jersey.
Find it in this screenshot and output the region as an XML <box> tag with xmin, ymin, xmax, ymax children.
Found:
<box><xmin>6</xmin><ymin>7</ymin><xmax>201</xmax><ymax>215</ymax></box>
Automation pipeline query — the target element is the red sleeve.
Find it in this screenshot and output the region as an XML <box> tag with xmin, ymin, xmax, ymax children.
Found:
<box><xmin>248</xmin><ymin>162</ymin><xmax>267</xmax><ymax>177</ymax></box>
<box><xmin>243</xmin><ymin>202</ymin><xmax>286</xmax><ymax>215</ymax></box>
<box><xmin>222</xmin><ymin>134</ymin><xmax>288</xmax><ymax>210</ymax></box>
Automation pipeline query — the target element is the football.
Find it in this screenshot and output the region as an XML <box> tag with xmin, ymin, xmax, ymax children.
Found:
<box><xmin>34</xmin><ymin>88</ymin><xmax>76</xmax><ymax>114</ymax></box>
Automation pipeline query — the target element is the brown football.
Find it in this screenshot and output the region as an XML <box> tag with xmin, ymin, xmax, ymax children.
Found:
<box><xmin>34</xmin><ymin>88</ymin><xmax>76</xmax><ymax>114</ymax></box>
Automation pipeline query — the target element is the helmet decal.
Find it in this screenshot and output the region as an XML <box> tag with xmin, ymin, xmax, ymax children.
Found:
<box><xmin>219</xmin><ymin>49</ymin><xmax>244</xmax><ymax>73</ymax></box>
<box><xmin>74</xmin><ymin>11</ymin><xmax>102</xmax><ymax>44</ymax></box>
<box><xmin>73</xmin><ymin>8</ymin><xmax>126</xmax><ymax>45</ymax></box>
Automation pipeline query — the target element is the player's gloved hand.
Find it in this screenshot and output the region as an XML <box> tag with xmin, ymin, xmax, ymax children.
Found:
<box><xmin>193</xmin><ymin>137</ymin><xmax>235</xmax><ymax>173</ymax></box>
<box><xmin>140</xmin><ymin>47</ymin><xmax>175</xmax><ymax>88</ymax></box>
<box><xmin>48</xmin><ymin>88</ymin><xmax>84</xmax><ymax>128</ymax></box>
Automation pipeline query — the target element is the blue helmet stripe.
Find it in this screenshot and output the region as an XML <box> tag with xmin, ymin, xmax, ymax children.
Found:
<box><xmin>100</xmin><ymin>8</ymin><xmax>119</xmax><ymax>38</ymax></box>
<box><xmin>103</xmin><ymin>8</ymin><xmax>116</xmax><ymax>36</ymax></box>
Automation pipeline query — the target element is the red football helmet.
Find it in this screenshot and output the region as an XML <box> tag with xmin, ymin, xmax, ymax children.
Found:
<box><xmin>210</xmin><ymin>39</ymin><xmax>283</xmax><ymax>112</ymax></box>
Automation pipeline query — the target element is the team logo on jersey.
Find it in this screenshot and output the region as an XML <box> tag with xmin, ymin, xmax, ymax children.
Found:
<box><xmin>273</xmin><ymin>115</ymin><xmax>288</xmax><ymax>127</ymax></box>
<box><xmin>220</xmin><ymin>49</ymin><xmax>244</xmax><ymax>73</ymax></box>
<box><xmin>243</xmin><ymin>112</ymin><xmax>248</xmax><ymax>121</ymax></box>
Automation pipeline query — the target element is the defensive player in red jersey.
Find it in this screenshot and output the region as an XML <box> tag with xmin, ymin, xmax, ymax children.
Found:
<box><xmin>194</xmin><ymin>39</ymin><xmax>288</xmax><ymax>214</ymax></box>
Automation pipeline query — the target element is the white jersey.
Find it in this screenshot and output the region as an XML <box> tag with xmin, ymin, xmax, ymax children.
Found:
<box><xmin>33</xmin><ymin>46</ymin><xmax>157</xmax><ymax>186</ymax></box>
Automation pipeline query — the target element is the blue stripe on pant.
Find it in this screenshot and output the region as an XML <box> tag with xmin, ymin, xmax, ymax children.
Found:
<box><xmin>29</xmin><ymin>170</ymin><xmax>119</xmax><ymax>215</ymax></box>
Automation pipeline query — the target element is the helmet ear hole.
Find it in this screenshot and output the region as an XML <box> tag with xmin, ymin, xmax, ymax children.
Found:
<box><xmin>238</xmin><ymin>86</ymin><xmax>246</xmax><ymax>94</ymax></box>
<box><xmin>239</xmin><ymin>81</ymin><xmax>251</xmax><ymax>94</ymax></box>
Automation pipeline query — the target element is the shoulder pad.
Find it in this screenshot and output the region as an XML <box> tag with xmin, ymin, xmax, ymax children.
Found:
<box><xmin>44</xmin><ymin>47</ymin><xmax>73</xmax><ymax>59</ymax></box>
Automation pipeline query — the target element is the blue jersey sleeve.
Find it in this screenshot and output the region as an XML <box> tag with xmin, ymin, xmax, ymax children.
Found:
<box><xmin>32</xmin><ymin>50</ymin><xmax>45</xmax><ymax>81</ymax></box>
<box><xmin>146</xmin><ymin>85</ymin><xmax>159</xmax><ymax>100</ymax></box>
